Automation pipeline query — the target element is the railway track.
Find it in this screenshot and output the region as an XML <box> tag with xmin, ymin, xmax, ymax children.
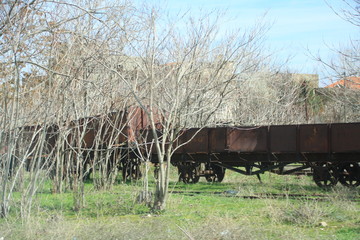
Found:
<box><xmin>170</xmin><ymin>190</ymin><xmax>360</xmax><ymax>202</ymax></box>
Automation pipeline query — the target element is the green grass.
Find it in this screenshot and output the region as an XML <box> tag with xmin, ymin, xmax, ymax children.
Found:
<box><xmin>1</xmin><ymin>169</ymin><xmax>359</xmax><ymax>240</ymax></box>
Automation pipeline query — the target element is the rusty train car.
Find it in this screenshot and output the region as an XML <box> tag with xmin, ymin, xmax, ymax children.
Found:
<box><xmin>61</xmin><ymin>106</ymin><xmax>163</xmax><ymax>180</ymax></box>
<box><xmin>5</xmin><ymin>108</ymin><xmax>360</xmax><ymax>187</ymax></box>
<box><xmin>169</xmin><ymin>123</ymin><xmax>360</xmax><ymax>187</ymax></box>
<box><xmin>4</xmin><ymin>106</ymin><xmax>155</xmax><ymax>180</ymax></box>
<box><xmin>0</xmin><ymin>124</ymin><xmax>59</xmax><ymax>176</ymax></box>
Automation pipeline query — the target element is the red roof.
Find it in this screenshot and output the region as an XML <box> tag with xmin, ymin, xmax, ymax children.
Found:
<box><xmin>325</xmin><ymin>76</ymin><xmax>360</xmax><ymax>89</ymax></box>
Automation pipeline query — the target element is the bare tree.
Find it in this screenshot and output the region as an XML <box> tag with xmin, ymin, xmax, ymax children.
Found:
<box><xmin>226</xmin><ymin>71</ymin><xmax>321</xmax><ymax>125</ymax></box>
<box><xmin>1</xmin><ymin>0</ymin><xmax>297</xmax><ymax>216</ymax></box>
<box><xmin>318</xmin><ymin>0</ymin><xmax>360</xmax><ymax>79</ymax></box>
<box><xmin>0</xmin><ymin>0</ymin><xmax>53</xmax><ymax>219</ymax></box>
<box><xmin>311</xmin><ymin>0</ymin><xmax>360</xmax><ymax>123</ymax></box>
<box><xmin>105</xmin><ymin>5</ymin><xmax>272</xmax><ymax>210</ymax></box>
<box><xmin>0</xmin><ymin>0</ymin><xmax>135</xmax><ymax>218</ymax></box>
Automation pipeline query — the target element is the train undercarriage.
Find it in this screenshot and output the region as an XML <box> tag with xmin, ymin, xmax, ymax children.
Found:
<box><xmin>171</xmin><ymin>153</ymin><xmax>360</xmax><ymax>187</ymax></box>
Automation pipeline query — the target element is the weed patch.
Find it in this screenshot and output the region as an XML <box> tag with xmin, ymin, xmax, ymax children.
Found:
<box><xmin>1</xmin><ymin>173</ymin><xmax>359</xmax><ymax>239</ymax></box>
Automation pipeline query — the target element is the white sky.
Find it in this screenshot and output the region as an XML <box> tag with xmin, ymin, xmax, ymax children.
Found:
<box><xmin>134</xmin><ymin>0</ymin><xmax>359</xmax><ymax>86</ymax></box>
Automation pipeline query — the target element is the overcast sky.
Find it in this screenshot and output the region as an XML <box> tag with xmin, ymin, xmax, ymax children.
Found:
<box><xmin>134</xmin><ymin>0</ymin><xmax>359</xmax><ymax>86</ymax></box>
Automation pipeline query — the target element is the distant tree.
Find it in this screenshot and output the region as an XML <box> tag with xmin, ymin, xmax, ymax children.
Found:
<box><xmin>318</xmin><ymin>0</ymin><xmax>359</xmax><ymax>80</ymax></box>
<box><xmin>312</xmin><ymin>0</ymin><xmax>360</xmax><ymax>122</ymax></box>
<box><xmin>230</xmin><ymin>72</ymin><xmax>313</xmax><ymax>125</ymax></box>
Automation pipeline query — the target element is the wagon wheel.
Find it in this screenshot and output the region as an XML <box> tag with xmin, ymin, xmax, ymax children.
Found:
<box><xmin>205</xmin><ymin>175</ymin><xmax>215</xmax><ymax>182</ymax></box>
<box><xmin>338</xmin><ymin>163</ymin><xmax>360</xmax><ymax>187</ymax></box>
<box><xmin>154</xmin><ymin>165</ymin><xmax>159</xmax><ymax>180</ymax></box>
<box><xmin>205</xmin><ymin>165</ymin><xmax>225</xmax><ymax>183</ymax></box>
<box><xmin>122</xmin><ymin>159</ymin><xmax>142</xmax><ymax>181</ymax></box>
<box><xmin>312</xmin><ymin>164</ymin><xmax>338</xmax><ymax>188</ymax></box>
<box><xmin>217</xmin><ymin>168</ymin><xmax>225</xmax><ymax>182</ymax></box>
<box><xmin>179</xmin><ymin>164</ymin><xmax>200</xmax><ymax>184</ymax></box>
<box><xmin>190</xmin><ymin>166</ymin><xmax>200</xmax><ymax>183</ymax></box>
<box><xmin>130</xmin><ymin>162</ymin><xmax>142</xmax><ymax>180</ymax></box>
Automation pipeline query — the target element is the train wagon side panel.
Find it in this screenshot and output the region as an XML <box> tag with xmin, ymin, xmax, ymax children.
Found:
<box><xmin>208</xmin><ymin>128</ymin><xmax>227</xmax><ymax>153</ymax></box>
<box><xmin>331</xmin><ymin>123</ymin><xmax>360</xmax><ymax>153</ymax></box>
<box><xmin>226</xmin><ymin>127</ymin><xmax>267</xmax><ymax>152</ymax></box>
<box><xmin>299</xmin><ymin>124</ymin><xmax>329</xmax><ymax>153</ymax></box>
<box><xmin>269</xmin><ymin>125</ymin><xmax>297</xmax><ymax>153</ymax></box>
<box><xmin>182</xmin><ymin>128</ymin><xmax>209</xmax><ymax>154</ymax></box>
<box><xmin>127</xmin><ymin>107</ymin><xmax>146</xmax><ymax>143</ymax></box>
<box><xmin>106</xmin><ymin>111</ymin><xmax>128</xmax><ymax>145</ymax></box>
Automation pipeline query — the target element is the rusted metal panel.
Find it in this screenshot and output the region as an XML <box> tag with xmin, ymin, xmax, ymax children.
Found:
<box><xmin>183</xmin><ymin>128</ymin><xmax>209</xmax><ymax>154</ymax></box>
<box><xmin>12</xmin><ymin>124</ymin><xmax>60</xmax><ymax>160</ymax></box>
<box><xmin>127</xmin><ymin>106</ymin><xmax>163</xmax><ymax>131</ymax></box>
<box><xmin>106</xmin><ymin>111</ymin><xmax>128</xmax><ymax>145</ymax></box>
<box><xmin>141</xmin><ymin>129</ymin><xmax>163</xmax><ymax>154</ymax></box>
<box><xmin>331</xmin><ymin>123</ymin><xmax>360</xmax><ymax>153</ymax></box>
<box><xmin>173</xmin><ymin>130</ymin><xmax>186</xmax><ymax>153</ymax></box>
<box><xmin>127</xmin><ymin>106</ymin><xmax>145</xmax><ymax>134</ymax></box>
<box><xmin>227</xmin><ymin>126</ymin><xmax>267</xmax><ymax>152</ymax></box>
<box><xmin>270</xmin><ymin>125</ymin><xmax>297</xmax><ymax>152</ymax></box>
<box><xmin>299</xmin><ymin>124</ymin><xmax>328</xmax><ymax>153</ymax></box>
<box><xmin>208</xmin><ymin>128</ymin><xmax>227</xmax><ymax>153</ymax></box>
<box><xmin>83</xmin><ymin>118</ymin><xmax>98</xmax><ymax>148</ymax></box>
<box><xmin>67</xmin><ymin>111</ymin><xmax>129</xmax><ymax>149</ymax></box>
<box><xmin>45</xmin><ymin>125</ymin><xmax>59</xmax><ymax>148</ymax></box>
<box><xmin>126</xmin><ymin>106</ymin><xmax>164</xmax><ymax>144</ymax></box>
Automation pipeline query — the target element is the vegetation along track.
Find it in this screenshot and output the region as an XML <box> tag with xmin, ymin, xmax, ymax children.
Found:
<box><xmin>171</xmin><ymin>190</ymin><xmax>360</xmax><ymax>202</ymax></box>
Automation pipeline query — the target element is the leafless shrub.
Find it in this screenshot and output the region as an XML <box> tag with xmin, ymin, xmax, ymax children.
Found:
<box><xmin>266</xmin><ymin>198</ymin><xmax>333</xmax><ymax>227</ymax></box>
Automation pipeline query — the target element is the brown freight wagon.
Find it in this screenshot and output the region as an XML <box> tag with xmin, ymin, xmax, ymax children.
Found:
<box><xmin>9</xmin><ymin>110</ymin><xmax>359</xmax><ymax>188</ymax></box>
<box><xmin>62</xmin><ymin>106</ymin><xmax>163</xmax><ymax>181</ymax></box>
<box><xmin>170</xmin><ymin>123</ymin><xmax>360</xmax><ymax>187</ymax></box>
<box><xmin>6</xmin><ymin>106</ymin><xmax>159</xmax><ymax>181</ymax></box>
